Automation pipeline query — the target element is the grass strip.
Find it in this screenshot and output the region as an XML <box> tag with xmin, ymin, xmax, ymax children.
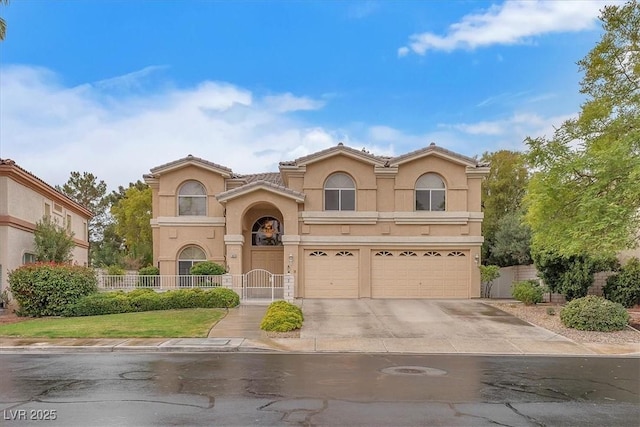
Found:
<box><xmin>0</xmin><ymin>308</ymin><xmax>225</xmax><ymax>338</ymax></box>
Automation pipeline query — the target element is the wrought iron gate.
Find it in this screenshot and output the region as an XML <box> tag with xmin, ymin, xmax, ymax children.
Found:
<box><xmin>242</xmin><ymin>269</ymin><xmax>284</xmax><ymax>301</ymax></box>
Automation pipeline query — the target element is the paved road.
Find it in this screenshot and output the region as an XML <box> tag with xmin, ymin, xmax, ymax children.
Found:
<box><xmin>1</xmin><ymin>353</ymin><xmax>638</xmax><ymax>426</ymax></box>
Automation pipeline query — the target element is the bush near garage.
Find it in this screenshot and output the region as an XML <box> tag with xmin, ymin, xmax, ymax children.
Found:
<box><xmin>65</xmin><ymin>287</ymin><xmax>240</xmax><ymax>316</ymax></box>
<box><xmin>603</xmin><ymin>258</ymin><xmax>640</xmax><ymax>308</ymax></box>
<box><xmin>260</xmin><ymin>301</ymin><xmax>304</xmax><ymax>332</ymax></box>
<box><xmin>560</xmin><ymin>295</ymin><xmax>630</xmax><ymax>331</ymax></box>
<box><xmin>9</xmin><ymin>263</ymin><xmax>98</xmax><ymax>317</ymax></box>
<box><xmin>511</xmin><ymin>280</ymin><xmax>544</xmax><ymax>305</ymax></box>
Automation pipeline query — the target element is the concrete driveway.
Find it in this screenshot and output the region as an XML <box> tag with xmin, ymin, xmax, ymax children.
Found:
<box><xmin>291</xmin><ymin>299</ymin><xmax>591</xmax><ymax>354</ymax></box>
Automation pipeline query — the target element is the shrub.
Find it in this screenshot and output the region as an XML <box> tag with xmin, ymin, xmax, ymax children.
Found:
<box><xmin>106</xmin><ymin>265</ymin><xmax>126</xmax><ymax>275</ymax></box>
<box><xmin>190</xmin><ymin>261</ymin><xmax>226</xmax><ymax>276</ymax></box>
<box><xmin>260</xmin><ymin>301</ymin><xmax>303</xmax><ymax>332</ymax></box>
<box><xmin>532</xmin><ymin>249</ymin><xmax>618</xmax><ymax>301</ymax></box>
<box><xmin>603</xmin><ymin>258</ymin><xmax>640</xmax><ymax>308</ymax></box>
<box><xmin>512</xmin><ymin>280</ymin><xmax>544</xmax><ymax>305</ymax></box>
<box><xmin>9</xmin><ymin>263</ymin><xmax>98</xmax><ymax>316</ymax></box>
<box><xmin>65</xmin><ymin>292</ymin><xmax>133</xmax><ymax>316</ymax></box>
<box><xmin>65</xmin><ymin>287</ymin><xmax>239</xmax><ymax>316</ymax></box>
<box><xmin>560</xmin><ymin>295</ymin><xmax>630</xmax><ymax>331</ymax></box>
<box><xmin>138</xmin><ymin>266</ymin><xmax>159</xmax><ymax>276</ymax></box>
<box><xmin>200</xmin><ymin>288</ymin><xmax>241</xmax><ymax>308</ymax></box>
<box><xmin>138</xmin><ymin>266</ymin><xmax>160</xmax><ymax>287</ymax></box>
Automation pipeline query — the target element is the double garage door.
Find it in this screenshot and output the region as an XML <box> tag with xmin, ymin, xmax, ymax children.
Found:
<box><xmin>304</xmin><ymin>249</ymin><xmax>471</xmax><ymax>298</ymax></box>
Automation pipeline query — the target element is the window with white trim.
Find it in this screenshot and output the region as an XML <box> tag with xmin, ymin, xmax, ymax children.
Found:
<box><xmin>324</xmin><ymin>173</ymin><xmax>355</xmax><ymax>211</ymax></box>
<box><xmin>416</xmin><ymin>173</ymin><xmax>446</xmax><ymax>211</ymax></box>
<box><xmin>178</xmin><ymin>181</ymin><xmax>207</xmax><ymax>216</ymax></box>
<box><xmin>178</xmin><ymin>246</ymin><xmax>207</xmax><ymax>275</ymax></box>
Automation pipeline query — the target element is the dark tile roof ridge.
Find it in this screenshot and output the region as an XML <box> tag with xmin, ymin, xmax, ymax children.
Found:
<box><xmin>0</xmin><ymin>158</ymin><xmax>93</xmax><ymax>215</ymax></box>
<box><xmin>390</xmin><ymin>143</ymin><xmax>479</xmax><ymax>166</ymax></box>
<box><xmin>288</xmin><ymin>143</ymin><xmax>387</xmax><ymax>165</ymax></box>
<box><xmin>150</xmin><ymin>154</ymin><xmax>232</xmax><ymax>173</ymax></box>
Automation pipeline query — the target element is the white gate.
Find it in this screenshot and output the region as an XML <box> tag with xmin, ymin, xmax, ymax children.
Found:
<box><xmin>243</xmin><ymin>269</ymin><xmax>284</xmax><ymax>301</ymax></box>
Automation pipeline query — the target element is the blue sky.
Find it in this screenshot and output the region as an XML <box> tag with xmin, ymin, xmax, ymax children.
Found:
<box><xmin>0</xmin><ymin>1</ymin><xmax>619</xmax><ymax>190</ymax></box>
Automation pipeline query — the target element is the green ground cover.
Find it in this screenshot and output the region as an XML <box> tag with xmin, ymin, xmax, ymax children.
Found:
<box><xmin>0</xmin><ymin>308</ymin><xmax>225</xmax><ymax>338</ymax></box>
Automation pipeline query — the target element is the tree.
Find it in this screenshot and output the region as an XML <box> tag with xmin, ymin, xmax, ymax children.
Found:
<box><xmin>532</xmin><ymin>249</ymin><xmax>617</xmax><ymax>301</ymax></box>
<box><xmin>56</xmin><ymin>172</ymin><xmax>109</xmax><ymax>264</ymax></box>
<box><xmin>479</xmin><ymin>265</ymin><xmax>501</xmax><ymax>298</ymax></box>
<box><xmin>480</xmin><ymin>150</ymin><xmax>529</xmax><ymax>265</ymax></box>
<box><xmin>0</xmin><ymin>0</ymin><xmax>9</xmax><ymax>41</ymax></box>
<box><xmin>525</xmin><ymin>1</ymin><xmax>640</xmax><ymax>257</ymax></box>
<box><xmin>33</xmin><ymin>216</ymin><xmax>75</xmax><ymax>263</ymax></box>
<box><xmin>90</xmin><ymin>222</ymin><xmax>125</xmax><ymax>267</ymax></box>
<box><xmin>110</xmin><ymin>184</ymin><xmax>152</xmax><ymax>268</ymax></box>
<box><xmin>490</xmin><ymin>211</ymin><xmax>533</xmax><ymax>266</ymax></box>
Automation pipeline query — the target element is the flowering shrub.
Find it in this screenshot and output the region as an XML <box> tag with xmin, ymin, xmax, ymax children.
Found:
<box><xmin>9</xmin><ymin>263</ymin><xmax>98</xmax><ymax>317</ymax></box>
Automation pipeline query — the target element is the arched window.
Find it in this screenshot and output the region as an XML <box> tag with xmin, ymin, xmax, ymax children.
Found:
<box><xmin>324</xmin><ymin>173</ymin><xmax>355</xmax><ymax>211</ymax></box>
<box><xmin>178</xmin><ymin>180</ymin><xmax>207</xmax><ymax>216</ymax></box>
<box><xmin>177</xmin><ymin>246</ymin><xmax>206</xmax><ymax>275</ymax></box>
<box><xmin>252</xmin><ymin>217</ymin><xmax>283</xmax><ymax>246</ymax></box>
<box><xmin>415</xmin><ymin>173</ymin><xmax>446</xmax><ymax>211</ymax></box>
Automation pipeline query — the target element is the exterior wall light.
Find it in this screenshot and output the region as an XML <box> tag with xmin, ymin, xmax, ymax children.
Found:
<box><xmin>474</xmin><ymin>254</ymin><xmax>480</xmax><ymax>264</ymax></box>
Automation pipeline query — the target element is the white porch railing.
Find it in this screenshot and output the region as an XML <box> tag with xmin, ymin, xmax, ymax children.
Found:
<box><xmin>96</xmin><ymin>271</ymin><xmax>292</xmax><ymax>302</ymax></box>
<box><xmin>97</xmin><ymin>275</ymin><xmax>224</xmax><ymax>290</ymax></box>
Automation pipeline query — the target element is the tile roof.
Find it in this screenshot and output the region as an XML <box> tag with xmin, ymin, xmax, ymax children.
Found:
<box><xmin>150</xmin><ymin>154</ymin><xmax>233</xmax><ymax>174</ymax></box>
<box><xmin>0</xmin><ymin>158</ymin><xmax>93</xmax><ymax>216</ymax></box>
<box><xmin>236</xmin><ymin>172</ymin><xmax>284</xmax><ymax>186</ymax></box>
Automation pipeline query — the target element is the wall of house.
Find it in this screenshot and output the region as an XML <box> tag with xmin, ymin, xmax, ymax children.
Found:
<box><xmin>150</xmin><ymin>166</ymin><xmax>228</xmax><ymax>275</ymax></box>
<box><xmin>0</xmin><ymin>173</ymin><xmax>90</xmax><ymax>298</ymax></box>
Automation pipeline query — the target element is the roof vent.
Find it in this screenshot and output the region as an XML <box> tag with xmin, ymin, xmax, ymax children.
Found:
<box><xmin>338</xmin><ymin>142</ymin><xmax>344</xmax><ymax>146</ymax></box>
<box><xmin>430</xmin><ymin>142</ymin><xmax>436</xmax><ymax>146</ymax></box>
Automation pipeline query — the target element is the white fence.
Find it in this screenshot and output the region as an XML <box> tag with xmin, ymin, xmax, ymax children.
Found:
<box><xmin>98</xmin><ymin>275</ymin><xmax>225</xmax><ymax>290</ymax></box>
<box><xmin>97</xmin><ymin>270</ymin><xmax>290</xmax><ymax>302</ymax></box>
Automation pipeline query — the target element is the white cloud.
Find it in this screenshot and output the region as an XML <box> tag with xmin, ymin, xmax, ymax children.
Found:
<box><xmin>0</xmin><ymin>65</ymin><xmax>336</xmax><ymax>190</ymax></box>
<box><xmin>399</xmin><ymin>0</ymin><xmax>616</xmax><ymax>56</ymax></box>
<box><xmin>442</xmin><ymin>112</ymin><xmax>576</xmax><ymax>153</ymax></box>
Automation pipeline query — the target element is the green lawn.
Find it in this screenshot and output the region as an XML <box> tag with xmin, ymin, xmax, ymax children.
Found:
<box><xmin>0</xmin><ymin>309</ymin><xmax>226</xmax><ymax>338</ymax></box>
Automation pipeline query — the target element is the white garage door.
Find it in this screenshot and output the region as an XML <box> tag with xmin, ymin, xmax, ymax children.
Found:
<box><xmin>371</xmin><ymin>250</ymin><xmax>470</xmax><ymax>298</ymax></box>
<box><xmin>304</xmin><ymin>249</ymin><xmax>359</xmax><ymax>298</ymax></box>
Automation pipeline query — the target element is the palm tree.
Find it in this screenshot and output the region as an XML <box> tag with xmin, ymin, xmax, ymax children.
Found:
<box><xmin>0</xmin><ymin>0</ymin><xmax>9</xmax><ymax>41</ymax></box>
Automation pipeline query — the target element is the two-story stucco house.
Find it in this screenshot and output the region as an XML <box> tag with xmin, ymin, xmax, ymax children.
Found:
<box><xmin>144</xmin><ymin>143</ymin><xmax>490</xmax><ymax>299</ymax></box>
<box><xmin>0</xmin><ymin>159</ymin><xmax>92</xmax><ymax>299</ymax></box>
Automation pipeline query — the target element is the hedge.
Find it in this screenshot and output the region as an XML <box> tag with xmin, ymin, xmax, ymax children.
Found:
<box><xmin>65</xmin><ymin>287</ymin><xmax>240</xmax><ymax>317</ymax></box>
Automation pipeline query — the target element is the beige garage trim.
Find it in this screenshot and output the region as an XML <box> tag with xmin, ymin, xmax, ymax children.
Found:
<box><xmin>304</xmin><ymin>249</ymin><xmax>359</xmax><ymax>298</ymax></box>
<box><xmin>371</xmin><ymin>250</ymin><xmax>470</xmax><ymax>298</ymax></box>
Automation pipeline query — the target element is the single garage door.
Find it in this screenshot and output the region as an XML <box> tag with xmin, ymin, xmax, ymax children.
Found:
<box><xmin>304</xmin><ymin>249</ymin><xmax>359</xmax><ymax>298</ymax></box>
<box><xmin>371</xmin><ymin>250</ymin><xmax>470</xmax><ymax>298</ymax></box>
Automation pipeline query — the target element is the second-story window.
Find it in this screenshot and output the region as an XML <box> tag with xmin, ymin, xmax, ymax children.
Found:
<box><xmin>178</xmin><ymin>180</ymin><xmax>207</xmax><ymax>216</ymax></box>
<box><xmin>416</xmin><ymin>173</ymin><xmax>446</xmax><ymax>211</ymax></box>
<box><xmin>324</xmin><ymin>173</ymin><xmax>355</xmax><ymax>211</ymax></box>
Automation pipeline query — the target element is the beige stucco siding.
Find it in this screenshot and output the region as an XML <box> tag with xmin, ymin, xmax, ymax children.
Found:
<box><xmin>156</xmin><ymin>165</ymin><xmax>226</xmax><ymax>218</ymax></box>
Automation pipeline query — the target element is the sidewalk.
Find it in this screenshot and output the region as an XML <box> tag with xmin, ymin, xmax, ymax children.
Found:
<box><xmin>1</xmin><ymin>305</ymin><xmax>638</xmax><ymax>355</ymax></box>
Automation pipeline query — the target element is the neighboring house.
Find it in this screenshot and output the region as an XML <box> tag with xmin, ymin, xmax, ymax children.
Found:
<box><xmin>143</xmin><ymin>143</ymin><xmax>490</xmax><ymax>299</ymax></box>
<box><xmin>0</xmin><ymin>159</ymin><xmax>92</xmax><ymax>299</ymax></box>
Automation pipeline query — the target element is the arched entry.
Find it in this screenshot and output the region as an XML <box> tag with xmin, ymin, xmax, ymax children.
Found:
<box><xmin>249</xmin><ymin>215</ymin><xmax>284</xmax><ymax>273</ymax></box>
